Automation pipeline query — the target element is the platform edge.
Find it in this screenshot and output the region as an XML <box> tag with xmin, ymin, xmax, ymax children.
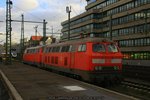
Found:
<box><xmin>0</xmin><ymin>69</ymin><xmax>23</xmax><ymax>100</ymax></box>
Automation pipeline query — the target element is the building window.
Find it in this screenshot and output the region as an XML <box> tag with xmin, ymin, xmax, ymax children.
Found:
<box><xmin>123</xmin><ymin>52</ymin><xmax>150</xmax><ymax>60</ymax></box>
<box><xmin>119</xmin><ymin>37</ymin><xmax>150</xmax><ymax>47</ymax></box>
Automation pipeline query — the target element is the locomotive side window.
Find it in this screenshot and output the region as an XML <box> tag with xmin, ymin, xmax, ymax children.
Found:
<box><xmin>78</xmin><ymin>45</ymin><xmax>82</xmax><ymax>51</ymax></box>
<box><xmin>35</xmin><ymin>49</ymin><xmax>38</xmax><ymax>53</ymax></box>
<box><xmin>52</xmin><ymin>47</ymin><xmax>56</xmax><ymax>52</ymax></box>
<box><xmin>26</xmin><ymin>50</ymin><xmax>29</xmax><ymax>53</ymax></box>
<box><xmin>37</xmin><ymin>49</ymin><xmax>39</xmax><ymax>53</ymax></box>
<box><xmin>69</xmin><ymin>45</ymin><xmax>72</xmax><ymax>52</ymax></box>
<box><xmin>43</xmin><ymin>47</ymin><xmax>46</xmax><ymax>53</ymax></box>
<box><xmin>66</xmin><ymin>46</ymin><xmax>70</xmax><ymax>52</ymax></box>
<box><xmin>56</xmin><ymin>47</ymin><xmax>60</xmax><ymax>52</ymax></box>
<box><xmin>107</xmin><ymin>44</ymin><xmax>118</xmax><ymax>52</ymax></box>
<box><xmin>50</xmin><ymin>46</ymin><xmax>61</xmax><ymax>52</ymax></box>
<box><xmin>45</xmin><ymin>47</ymin><xmax>49</xmax><ymax>53</ymax></box>
<box><xmin>93</xmin><ymin>44</ymin><xmax>105</xmax><ymax>52</ymax></box>
<box><xmin>70</xmin><ymin>45</ymin><xmax>76</xmax><ymax>52</ymax></box>
<box><xmin>30</xmin><ymin>49</ymin><xmax>32</xmax><ymax>53</ymax></box>
<box><xmin>27</xmin><ymin>50</ymin><xmax>29</xmax><ymax>53</ymax></box>
<box><xmin>61</xmin><ymin>46</ymin><xmax>65</xmax><ymax>52</ymax></box>
<box><xmin>61</xmin><ymin>46</ymin><xmax>70</xmax><ymax>52</ymax></box>
<box><xmin>33</xmin><ymin>49</ymin><xmax>36</xmax><ymax>53</ymax></box>
<box><xmin>34</xmin><ymin>49</ymin><xmax>36</xmax><ymax>53</ymax></box>
<box><xmin>78</xmin><ymin>44</ymin><xmax>86</xmax><ymax>52</ymax></box>
<box><xmin>49</xmin><ymin>47</ymin><xmax>51</xmax><ymax>52</ymax></box>
<box><xmin>33</xmin><ymin>49</ymin><xmax>35</xmax><ymax>53</ymax></box>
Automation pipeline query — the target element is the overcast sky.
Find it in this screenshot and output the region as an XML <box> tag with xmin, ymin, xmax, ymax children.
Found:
<box><xmin>0</xmin><ymin>0</ymin><xmax>87</xmax><ymax>44</ymax></box>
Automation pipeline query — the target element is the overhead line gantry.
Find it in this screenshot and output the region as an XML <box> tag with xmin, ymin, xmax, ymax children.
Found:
<box><xmin>5</xmin><ymin>0</ymin><xmax>47</xmax><ymax>64</ymax></box>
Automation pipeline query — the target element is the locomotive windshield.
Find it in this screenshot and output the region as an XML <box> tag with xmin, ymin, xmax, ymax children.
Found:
<box><xmin>107</xmin><ymin>44</ymin><xmax>118</xmax><ymax>52</ymax></box>
<box><xmin>93</xmin><ymin>44</ymin><xmax>105</xmax><ymax>52</ymax></box>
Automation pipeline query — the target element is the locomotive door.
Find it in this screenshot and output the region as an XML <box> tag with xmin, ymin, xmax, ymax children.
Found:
<box><xmin>70</xmin><ymin>52</ymin><xmax>75</xmax><ymax>70</ymax></box>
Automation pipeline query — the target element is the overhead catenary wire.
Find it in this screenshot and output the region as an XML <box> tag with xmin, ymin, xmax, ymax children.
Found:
<box><xmin>71</xmin><ymin>6</ymin><xmax>78</xmax><ymax>16</ymax></box>
<box><xmin>13</xmin><ymin>6</ymin><xmax>43</xmax><ymax>21</ymax></box>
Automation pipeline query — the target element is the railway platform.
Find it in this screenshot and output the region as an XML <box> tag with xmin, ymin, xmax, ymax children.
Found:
<box><xmin>0</xmin><ymin>62</ymin><xmax>138</xmax><ymax>100</ymax></box>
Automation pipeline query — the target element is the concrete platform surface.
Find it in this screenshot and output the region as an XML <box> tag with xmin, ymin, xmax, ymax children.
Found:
<box><xmin>0</xmin><ymin>62</ymin><xmax>138</xmax><ymax>100</ymax></box>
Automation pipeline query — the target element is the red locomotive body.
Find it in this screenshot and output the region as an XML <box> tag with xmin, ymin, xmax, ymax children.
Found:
<box><xmin>23</xmin><ymin>46</ymin><xmax>43</xmax><ymax>67</ymax></box>
<box><xmin>42</xmin><ymin>38</ymin><xmax>123</xmax><ymax>82</ymax></box>
<box><xmin>23</xmin><ymin>38</ymin><xmax>123</xmax><ymax>83</ymax></box>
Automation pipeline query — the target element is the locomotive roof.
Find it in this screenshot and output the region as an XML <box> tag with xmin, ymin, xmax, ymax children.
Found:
<box><xmin>26</xmin><ymin>45</ymin><xmax>44</xmax><ymax>50</ymax></box>
<box><xmin>25</xmin><ymin>37</ymin><xmax>113</xmax><ymax>49</ymax></box>
<box><xmin>46</xmin><ymin>37</ymin><xmax>113</xmax><ymax>47</ymax></box>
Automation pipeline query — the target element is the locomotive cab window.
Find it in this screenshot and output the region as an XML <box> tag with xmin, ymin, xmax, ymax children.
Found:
<box><xmin>93</xmin><ymin>43</ymin><xmax>105</xmax><ymax>52</ymax></box>
<box><xmin>107</xmin><ymin>44</ymin><xmax>118</xmax><ymax>52</ymax></box>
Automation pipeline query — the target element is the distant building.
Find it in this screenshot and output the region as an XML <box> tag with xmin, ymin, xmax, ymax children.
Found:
<box><xmin>29</xmin><ymin>36</ymin><xmax>42</xmax><ymax>47</ymax></box>
<box><xmin>40</xmin><ymin>36</ymin><xmax>56</xmax><ymax>45</ymax></box>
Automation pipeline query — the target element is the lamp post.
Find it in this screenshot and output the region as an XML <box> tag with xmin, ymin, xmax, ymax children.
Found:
<box><xmin>66</xmin><ymin>6</ymin><xmax>71</xmax><ymax>40</ymax></box>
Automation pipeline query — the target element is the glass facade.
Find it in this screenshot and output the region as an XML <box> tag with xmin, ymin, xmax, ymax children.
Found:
<box><xmin>63</xmin><ymin>13</ymin><xmax>100</xmax><ymax>29</ymax></box>
<box><xmin>102</xmin><ymin>23</ymin><xmax>150</xmax><ymax>38</ymax></box>
<box><xmin>87</xmin><ymin>0</ymin><xmax>150</xmax><ymax>11</ymax></box>
<box><xmin>119</xmin><ymin>38</ymin><xmax>150</xmax><ymax>47</ymax></box>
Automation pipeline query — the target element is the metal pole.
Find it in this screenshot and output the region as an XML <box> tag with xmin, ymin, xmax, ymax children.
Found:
<box><xmin>6</xmin><ymin>0</ymin><xmax>12</xmax><ymax>64</ymax></box>
<box><xmin>109</xmin><ymin>14</ymin><xmax>112</xmax><ymax>40</ymax></box>
<box><xmin>43</xmin><ymin>19</ymin><xmax>47</xmax><ymax>44</ymax></box>
<box><xmin>35</xmin><ymin>25</ymin><xmax>38</xmax><ymax>37</ymax></box>
<box><xmin>34</xmin><ymin>25</ymin><xmax>38</xmax><ymax>46</ymax></box>
<box><xmin>51</xmin><ymin>26</ymin><xmax>53</xmax><ymax>37</ymax></box>
<box><xmin>22</xmin><ymin>15</ymin><xmax>24</xmax><ymax>50</ymax></box>
<box><xmin>20</xmin><ymin>14</ymin><xmax>24</xmax><ymax>60</ymax></box>
<box><xmin>68</xmin><ymin>9</ymin><xmax>70</xmax><ymax>40</ymax></box>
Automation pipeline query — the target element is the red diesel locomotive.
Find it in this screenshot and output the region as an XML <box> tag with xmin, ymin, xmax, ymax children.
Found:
<box><xmin>23</xmin><ymin>37</ymin><xmax>123</xmax><ymax>83</ymax></box>
<box><xmin>23</xmin><ymin>46</ymin><xmax>43</xmax><ymax>67</ymax></box>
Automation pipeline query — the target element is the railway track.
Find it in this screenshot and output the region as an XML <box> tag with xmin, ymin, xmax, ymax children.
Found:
<box><xmin>106</xmin><ymin>79</ymin><xmax>150</xmax><ymax>100</ymax></box>
<box><xmin>121</xmin><ymin>80</ymin><xmax>150</xmax><ymax>93</ymax></box>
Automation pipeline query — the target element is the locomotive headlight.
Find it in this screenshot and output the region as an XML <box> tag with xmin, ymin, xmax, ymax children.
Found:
<box><xmin>94</xmin><ymin>66</ymin><xmax>102</xmax><ymax>71</ymax></box>
<box><xmin>114</xmin><ymin>66</ymin><xmax>119</xmax><ymax>70</ymax></box>
<box><xmin>98</xmin><ymin>66</ymin><xmax>102</xmax><ymax>70</ymax></box>
<box><xmin>95</xmin><ymin>66</ymin><xmax>99</xmax><ymax>70</ymax></box>
<box><xmin>92</xmin><ymin>59</ymin><xmax>105</xmax><ymax>64</ymax></box>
